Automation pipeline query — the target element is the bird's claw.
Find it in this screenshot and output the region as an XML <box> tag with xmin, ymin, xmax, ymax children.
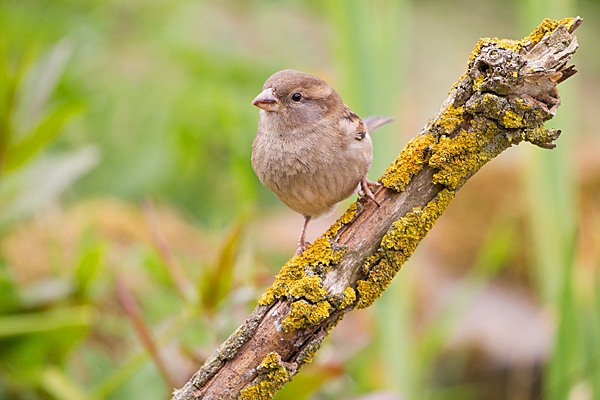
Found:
<box><xmin>296</xmin><ymin>242</ymin><xmax>307</xmax><ymax>255</ymax></box>
<box><xmin>359</xmin><ymin>177</ymin><xmax>381</xmax><ymax>206</ymax></box>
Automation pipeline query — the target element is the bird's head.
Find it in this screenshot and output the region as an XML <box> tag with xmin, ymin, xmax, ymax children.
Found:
<box><xmin>252</xmin><ymin>69</ymin><xmax>340</xmax><ymax>129</ymax></box>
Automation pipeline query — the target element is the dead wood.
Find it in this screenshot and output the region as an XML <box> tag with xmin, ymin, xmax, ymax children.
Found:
<box><xmin>172</xmin><ymin>17</ymin><xmax>581</xmax><ymax>400</ymax></box>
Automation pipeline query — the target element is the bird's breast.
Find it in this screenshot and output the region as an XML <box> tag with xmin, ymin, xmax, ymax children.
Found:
<box><xmin>251</xmin><ymin>126</ymin><xmax>372</xmax><ymax>218</ymax></box>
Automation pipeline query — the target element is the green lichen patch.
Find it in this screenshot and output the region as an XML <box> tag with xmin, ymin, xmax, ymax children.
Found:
<box><xmin>240</xmin><ymin>352</ymin><xmax>292</xmax><ymax>400</ymax></box>
<box><xmin>282</xmin><ymin>300</ymin><xmax>332</xmax><ymax>332</ymax></box>
<box><xmin>381</xmin><ymin>133</ymin><xmax>436</xmax><ymax>192</ymax></box>
<box><xmin>356</xmin><ymin>189</ymin><xmax>455</xmax><ymax>309</ymax></box>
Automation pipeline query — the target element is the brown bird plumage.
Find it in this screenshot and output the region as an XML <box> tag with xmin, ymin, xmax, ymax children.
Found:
<box><xmin>251</xmin><ymin>69</ymin><xmax>392</xmax><ymax>253</ymax></box>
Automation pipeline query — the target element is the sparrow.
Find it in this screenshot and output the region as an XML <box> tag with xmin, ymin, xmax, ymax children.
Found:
<box><xmin>251</xmin><ymin>69</ymin><xmax>392</xmax><ymax>254</ymax></box>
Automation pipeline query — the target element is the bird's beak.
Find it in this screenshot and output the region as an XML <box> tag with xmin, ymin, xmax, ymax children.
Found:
<box><xmin>252</xmin><ymin>88</ymin><xmax>279</xmax><ymax>112</ymax></box>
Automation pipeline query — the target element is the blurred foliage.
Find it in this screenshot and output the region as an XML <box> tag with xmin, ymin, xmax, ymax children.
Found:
<box><xmin>0</xmin><ymin>0</ymin><xmax>599</xmax><ymax>399</ymax></box>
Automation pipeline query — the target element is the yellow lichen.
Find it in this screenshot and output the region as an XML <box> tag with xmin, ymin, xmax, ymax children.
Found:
<box><xmin>429</xmin><ymin>131</ymin><xmax>481</xmax><ymax>189</ymax></box>
<box><xmin>297</xmin><ymin>236</ymin><xmax>345</xmax><ymax>267</ymax></box>
<box><xmin>501</xmin><ymin>110</ymin><xmax>524</xmax><ymax>128</ymax></box>
<box><xmin>356</xmin><ymin>189</ymin><xmax>455</xmax><ymax>309</ymax></box>
<box><xmin>259</xmin><ymin>257</ymin><xmax>305</xmax><ymax>305</ymax></box>
<box><xmin>359</xmin><ymin>19</ymin><xmax>571</xmax><ymax>308</ymax></box>
<box><xmin>240</xmin><ymin>352</ymin><xmax>291</xmax><ymax>400</ymax></box>
<box><xmin>337</xmin><ymin>287</ymin><xmax>356</xmax><ymax>310</ymax></box>
<box><xmin>453</xmin><ymin>18</ymin><xmax>574</xmax><ymax>93</ymax></box>
<box><xmin>258</xmin><ymin>202</ymin><xmax>355</xmax><ymax>331</ymax></box>
<box><xmin>324</xmin><ymin>202</ymin><xmax>357</xmax><ymax>239</ymax></box>
<box><xmin>381</xmin><ymin>133</ymin><xmax>436</xmax><ymax>192</ymax></box>
<box><xmin>524</xmin><ymin>17</ymin><xmax>574</xmax><ymax>47</ymax></box>
<box><xmin>467</xmin><ymin>19</ymin><xmax>572</xmax><ymax>66</ymax></box>
<box><xmin>429</xmin><ymin>117</ymin><xmax>507</xmax><ymax>190</ymax></box>
<box><xmin>381</xmin><ymin>104</ymin><xmax>468</xmax><ymax>192</ymax></box>
<box><xmin>473</xmin><ymin>75</ymin><xmax>485</xmax><ymax>91</ymax></box>
<box><xmin>362</xmin><ymin>254</ymin><xmax>381</xmax><ymax>274</ymax></box>
<box><xmin>297</xmin><ymin>341</ymin><xmax>320</xmax><ymax>365</ymax></box>
<box><xmin>259</xmin><ymin>215</ymin><xmax>348</xmax><ymax>306</ymax></box>
<box><xmin>288</xmin><ymin>276</ymin><xmax>327</xmax><ymax>303</ymax></box>
<box><xmin>436</xmin><ymin>104</ymin><xmax>464</xmax><ymax>133</ymax></box>
<box><xmin>282</xmin><ymin>300</ymin><xmax>331</xmax><ymax>332</ymax></box>
<box><xmin>240</xmin><ymin>381</ymin><xmax>276</xmax><ymax>400</ymax></box>
<box><xmin>515</xmin><ymin>98</ymin><xmax>531</xmax><ymax>110</ymax></box>
<box><xmin>355</xmin><ymin>258</ymin><xmax>396</xmax><ymax>309</ymax></box>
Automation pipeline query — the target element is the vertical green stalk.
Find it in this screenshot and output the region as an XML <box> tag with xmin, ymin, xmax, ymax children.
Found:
<box><xmin>521</xmin><ymin>0</ymin><xmax>577</xmax><ymax>305</ymax></box>
<box><xmin>592</xmin><ymin>270</ymin><xmax>600</xmax><ymax>396</ymax></box>
<box><xmin>375</xmin><ymin>275</ymin><xmax>417</xmax><ymax>396</ymax></box>
<box><xmin>519</xmin><ymin>1</ymin><xmax>579</xmax><ymax>399</ymax></box>
<box><xmin>326</xmin><ymin>0</ymin><xmax>409</xmax><ymax>174</ymax></box>
<box><xmin>326</xmin><ymin>0</ymin><xmax>413</xmax><ymax>395</ymax></box>
<box><xmin>0</xmin><ymin>41</ymin><xmax>18</xmax><ymax>176</ymax></box>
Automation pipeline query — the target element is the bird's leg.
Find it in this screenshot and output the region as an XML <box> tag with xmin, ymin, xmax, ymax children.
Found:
<box><xmin>296</xmin><ymin>216</ymin><xmax>311</xmax><ymax>254</ymax></box>
<box><xmin>359</xmin><ymin>176</ymin><xmax>381</xmax><ymax>206</ymax></box>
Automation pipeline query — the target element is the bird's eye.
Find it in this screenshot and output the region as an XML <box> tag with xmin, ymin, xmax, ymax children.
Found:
<box><xmin>291</xmin><ymin>93</ymin><xmax>302</xmax><ymax>102</ymax></box>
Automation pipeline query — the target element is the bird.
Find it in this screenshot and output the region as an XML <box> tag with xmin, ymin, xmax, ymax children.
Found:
<box><xmin>251</xmin><ymin>69</ymin><xmax>392</xmax><ymax>254</ymax></box>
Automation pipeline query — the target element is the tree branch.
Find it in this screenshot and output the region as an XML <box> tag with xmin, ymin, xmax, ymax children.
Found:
<box><xmin>172</xmin><ymin>17</ymin><xmax>581</xmax><ymax>400</ymax></box>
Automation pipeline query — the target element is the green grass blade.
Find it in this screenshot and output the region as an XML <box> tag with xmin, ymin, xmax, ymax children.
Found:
<box><xmin>0</xmin><ymin>305</ymin><xmax>94</xmax><ymax>337</ymax></box>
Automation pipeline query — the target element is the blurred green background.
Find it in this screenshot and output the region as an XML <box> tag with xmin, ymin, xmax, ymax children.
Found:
<box><xmin>1</xmin><ymin>0</ymin><xmax>599</xmax><ymax>399</ymax></box>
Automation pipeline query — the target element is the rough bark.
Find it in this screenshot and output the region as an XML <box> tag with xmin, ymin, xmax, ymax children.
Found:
<box><xmin>172</xmin><ymin>17</ymin><xmax>581</xmax><ymax>400</ymax></box>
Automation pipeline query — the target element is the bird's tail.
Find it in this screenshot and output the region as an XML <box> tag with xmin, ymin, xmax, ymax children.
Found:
<box><xmin>363</xmin><ymin>116</ymin><xmax>394</xmax><ymax>133</ymax></box>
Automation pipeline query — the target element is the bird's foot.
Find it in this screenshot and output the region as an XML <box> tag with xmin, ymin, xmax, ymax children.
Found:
<box><xmin>359</xmin><ymin>177</ymin><xmax>381</xmax><ymax>206</ymax></box>
<box><xmin>296</xmin><ymin>216</ymin><xmax>312</xmax><ymax>255</ymax></box>
<box><xmin>296</xmin><ymin>241</ymin><xmax>308</xmax><ymax>255</ymax></box>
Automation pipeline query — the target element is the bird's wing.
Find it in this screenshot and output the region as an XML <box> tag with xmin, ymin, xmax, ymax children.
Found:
<box><xmin>340</xmin><ymin>106</ymin><xmax>368</xmax><ymax>140</ymax></box>
<box><xmin>362</xmin><ymin>116</ymin><xmax>394</xmax><ymax>133</ymax></box>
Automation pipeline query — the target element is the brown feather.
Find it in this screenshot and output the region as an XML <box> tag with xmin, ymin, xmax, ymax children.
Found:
<box><xmin>251</xmin><ymin>69</ymin><xmax>392</xmax><ymax>252</ymax></box>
